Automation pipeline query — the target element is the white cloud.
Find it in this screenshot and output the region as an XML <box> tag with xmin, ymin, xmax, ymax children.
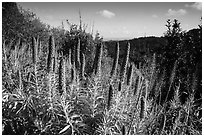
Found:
<box><xmin>98</xmin><ymin>10</ymin><xmax>115</xmax><ymax>18</ymax></box>
<box><xmin>166</xmin><ymin>9</ymin><xmax>187</xmax><ymax>16</ymax></box>
<box><xmin>185</xmin><ymin>2</ymin><xmax>202</xmax><ymax>10</ymax></box>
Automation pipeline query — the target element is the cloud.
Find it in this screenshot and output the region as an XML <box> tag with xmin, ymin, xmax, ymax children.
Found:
<box><xmin>185</xmin><ymin>2</ymin><xmax>202</xmax><ymax>10</ymax></box>
<box><xmin>166</xmin><ymin>9</ymin><xmax>187</xmax><ymax>16</ymax></box>
<box><xmin>98</xmin><ymin>10</ymin><xmax>115</xmax><ymax>18</ymax></box>
<box><xmin>152</xmin><ymin>14</ymin><xmax>158</xmax><ymax>18</ymax></box>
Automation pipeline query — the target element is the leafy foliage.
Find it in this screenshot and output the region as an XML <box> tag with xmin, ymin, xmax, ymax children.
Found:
<box><xmin>2</xmin><ymin>2</ymin><xmax>49</xmax><ymax>43</ymax></box>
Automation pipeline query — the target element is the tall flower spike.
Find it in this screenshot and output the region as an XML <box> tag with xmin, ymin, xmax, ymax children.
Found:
<box><xmin>32</xmin><ymin>36</ymin><xmax>39</xmax><ymax>93</ymax></box>
<box><xmin>140</xmin><ymin>96</ymin><xmax>146</xmax><ymax>120</ymax></box>
<box><xmin>80</xmin><ymin>53</ymin><xmax>85</xmax><ymax>79</ymax></box>
<box><xmin>127</xmin><ymin>63</ymin><xmax>134</xmax><ymax>86</ymax></box>
<box><xmin>59</xmin><ymin>57</ymin><xmax>66</xmax><ymax>95</ymax></box>
<box><xmin>71</xmin><ymin>61</ymin><xmax>76</xmax><ymax>83</ymax></box>
<box><xmin>107</xmin><ymin>84</ymin><xmax>113</xmax><ymax>110</ymax></box>
<box><xmin>133</xmin><ymin>76</ymin><xmax>139</xmax><ymax>95</ymax></box>
<box><xmin>110</xmin><ymin>42</ymin><xmax>119</xmax><ymax>79</ymax></box>
<box><xmin>120</xmin><ymin>42</ymin><xmax>130</xmax><ymax>82</ymax></box>
<box><xmin>37</xmin><ymin>36</ymin><xmax>42</xmax><ymax>57</ymax></box>
<box><xmin>18</xmin><ymin>69</ymin><xmax>22</xmax><ymax>90</ymax></box>
<box><xmin>68</xmin><ymin>48</ymin><xmax>72</xmax><ymax>70</ymax></box>
<box><xmin>119</xmin><ymin>42</ymin><xmax>130</xmax><ymax>90</ymax></box>
<box><xmin>93</xmin><ymin>42</ymin><xmax>103</xmax><ymax>76</ymax></box>
<box><xmin>75</xmin><ymin>38</ymin><xmax>81</xmax><ymax>70</ymax></box>
<box><xmin>32</xmin><ymin>37</ymin><xmax>38</xmax><ymax>64</ymax></box>
<box><xmin>47</xmin><ymin>35</ymin><xmax>55</xmax><ymax>73</ymax></box>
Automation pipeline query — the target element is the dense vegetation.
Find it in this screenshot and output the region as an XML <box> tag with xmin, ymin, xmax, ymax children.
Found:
<box><xmin>2</xmin><ymin>2</ymin><xmax>202</xmax><ymax>135</ymax></box>
<box><xmin>105</xmin><ymin>21</ymin><xmax>202</xmax><ymax>105</ymax></box>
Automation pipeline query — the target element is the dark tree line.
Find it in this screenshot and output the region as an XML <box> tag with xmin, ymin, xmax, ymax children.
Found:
<box><xmin>2</xmin><ymin>2</ymin><xmax>49</xmax><ymax>45</ymax></box>
<box><xmin>160</xmin><ymin>19</ymin><xmax>202</xmax><ymax>104</ymax></box>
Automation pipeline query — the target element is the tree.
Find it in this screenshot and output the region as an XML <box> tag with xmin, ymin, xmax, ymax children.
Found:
<box><xmin>2</xmin><ymin>2</ymin><xmax>25</xmax><ymax>40</ymax></box>
<box><xmin>2</xmin><ymin>2</ymin><xmax>49</xmax><ymax>43</ymax></box>
<box><xmin>160</xmin><ymin>19</ymin><xmax>202</xmax><ymax>104</ymax></box>
<box><xmin>162</xmin><ymin>19</ymin><xmax>183</xmax><ymax>76</ymax></box>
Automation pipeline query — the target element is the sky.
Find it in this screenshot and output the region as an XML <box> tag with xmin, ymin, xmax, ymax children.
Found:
<box><xmin>17</xmin><ymin>2</ymin><xmax>202</xmax><ymax>40</ymax></box>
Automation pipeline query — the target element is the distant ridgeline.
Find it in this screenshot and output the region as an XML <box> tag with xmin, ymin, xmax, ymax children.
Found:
<box><xmin>105</xmin><ymin>36</ymin><xmax>167</xmax><ymax>66</ymax></box>
<box><xmin>105</xmin><ymin>28</ymin><xmax>201</xmax><ymax>67</ymax></box>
